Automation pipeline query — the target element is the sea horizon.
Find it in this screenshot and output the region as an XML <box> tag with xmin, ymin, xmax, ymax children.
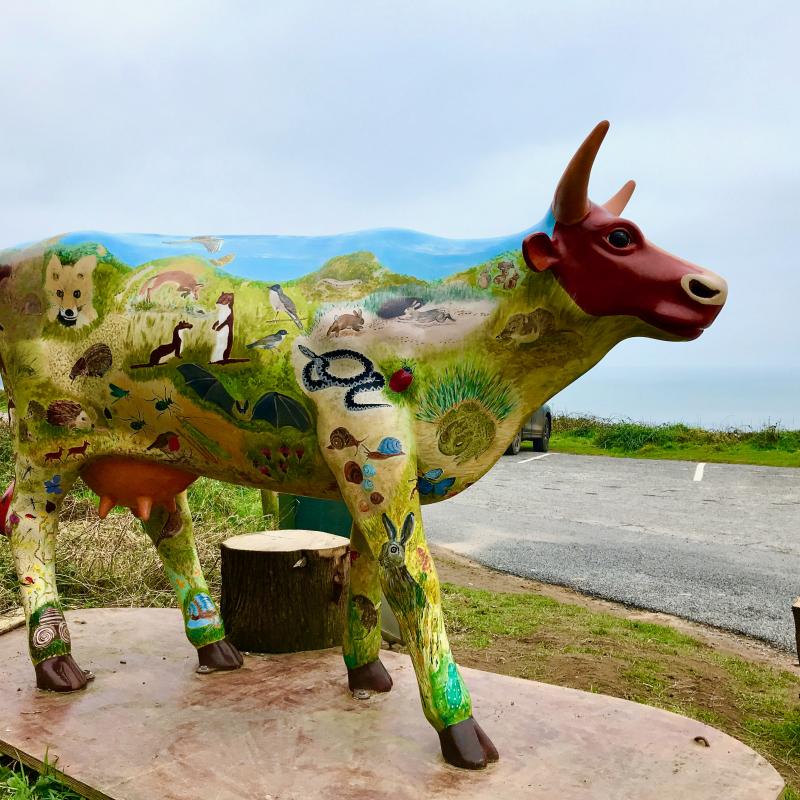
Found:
<box><xmin>551</xmin><ymin>365</ymin><xmax>800</xmax><ymax>430</ymax></box>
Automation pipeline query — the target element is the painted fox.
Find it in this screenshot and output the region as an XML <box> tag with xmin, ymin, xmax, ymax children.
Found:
<box><xmin>0</xmin><ymin>122</ymin><xmax>726</xmax><ymax>769</ymax></box>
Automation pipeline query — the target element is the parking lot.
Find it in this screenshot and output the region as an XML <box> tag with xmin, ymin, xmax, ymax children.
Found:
<box><xmin>424</xmin><ymin>452</ymin><xmax>800</xmax><ymax>650</ymax></box>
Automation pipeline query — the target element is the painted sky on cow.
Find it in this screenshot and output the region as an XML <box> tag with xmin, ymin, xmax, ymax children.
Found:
<box><xmin>0</xmin><ymin>1</ymin><xmax>797</xmax><ymax>424</ymax></box>
<box><xmin>59</xmin><ymin>221</ymin><xmax>550</xmax><ymax>283</ymax></box>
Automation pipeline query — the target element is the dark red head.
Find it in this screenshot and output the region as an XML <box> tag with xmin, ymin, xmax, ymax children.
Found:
<box><xmin>522</xmin><ymin>122</ymin><xmax>727</xmax><ymax>340</ymax></box>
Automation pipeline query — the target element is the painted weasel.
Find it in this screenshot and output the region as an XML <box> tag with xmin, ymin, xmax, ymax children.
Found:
<box><xmin>210</xmin><ymin>292</ymin><xmax>249</xmax><ymax>365</ymax></box>
<box><xmin>132</xmin><ymin>320</ymin><xmax>193</xmax><ymax>369</ymax></box>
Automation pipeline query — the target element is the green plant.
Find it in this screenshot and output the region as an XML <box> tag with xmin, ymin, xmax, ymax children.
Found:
<box><xmin>0</xmin><ymin>754</ymin><xmax>83</xmax><ymax>799</ymax></box>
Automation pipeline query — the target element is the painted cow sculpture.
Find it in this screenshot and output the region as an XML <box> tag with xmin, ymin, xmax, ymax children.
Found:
<box><xmin>0</xmin><ymin>122</ymin><xmax>726</xmax><ymax>769</ymax></box>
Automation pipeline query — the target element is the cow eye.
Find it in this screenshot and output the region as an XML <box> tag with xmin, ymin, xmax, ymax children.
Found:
<box><xmin>607</xmin><ymin>229</ymin><xmax>632</xmax><ymax>248</ymax></box>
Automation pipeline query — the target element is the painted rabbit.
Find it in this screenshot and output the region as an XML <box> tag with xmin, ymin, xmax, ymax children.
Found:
<box><xmin>379</xmin><ymin>512</ymin><xmax>418</xmax><ymax>595</ymax></box>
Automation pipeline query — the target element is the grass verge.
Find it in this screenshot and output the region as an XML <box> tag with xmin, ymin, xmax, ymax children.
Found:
<box><xmin>550</xmin><ymin>414</ymin><xmax>800</xmax><ymax>467</ymax></box>
<box><xmin>439</xmin><ymin>579</ymin><xmax>800</xmax><ymax>797</ymax></box>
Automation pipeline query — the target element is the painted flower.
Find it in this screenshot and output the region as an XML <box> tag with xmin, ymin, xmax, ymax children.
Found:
<box><xmin>417</xmin><ymin>546</ymin><xmax>431</xmax><ymax>573</ymax></box>
<box><xmin>44</xmin><ymin>475</ymin><xmax>62</xmax><ymax>495</ymax></box>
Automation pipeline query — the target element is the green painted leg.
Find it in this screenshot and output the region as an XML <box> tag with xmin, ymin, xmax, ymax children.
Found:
<box><xmin>363</xmin><ymin>495</ymin><xmax>497</xmax><ymax>768</ymax></box>
<box><xmin>6</xmin><ymin>458</ymin><xmax>91</xmax><ymax>691</ymax></box>
<box><xmin>344</xmin><ymin>522</ymin><xmax>392</xmax><ymax>692</ymax></box>
<box><xmin>140</xmin><ymin>491</ymin><xmax>242</xmax><ymax>671</ymax></box>
<box><xmin>316</xmin><ymin>406</ymin><xmax>497</xmax><ymax>768</ymax></box>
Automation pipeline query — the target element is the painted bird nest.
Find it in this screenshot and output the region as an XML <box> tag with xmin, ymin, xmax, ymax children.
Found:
<box><xmin>417</xmin><ymin>364</ymin><xmax>516</xmax><ymax>464</ymax></box>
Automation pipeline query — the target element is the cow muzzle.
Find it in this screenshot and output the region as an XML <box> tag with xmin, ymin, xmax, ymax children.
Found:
<box><xmin>680</xmin><ymin>272</ymin><xmax>727</xmax><ymax>307</ymax></box>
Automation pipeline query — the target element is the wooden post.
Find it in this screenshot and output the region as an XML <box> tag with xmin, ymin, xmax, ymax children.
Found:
<box><xmin>221</xmin><ymin>530</ymin><xmax>349</xmax><ymax>653</ymax></box>
<box><xmin>792</xmin><ymin>598</ymin><xmax>800</xmax><ymax>665</ymax></box>
<box><xmin>259</xmin><ymin>490</ymin><xmax>279</xmax><ymax>525</ymax></box>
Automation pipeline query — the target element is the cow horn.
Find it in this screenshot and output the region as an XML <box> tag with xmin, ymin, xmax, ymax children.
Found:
<box><xmin>603</xmin><ymin>180</ymin><xmax>636</xmax><ymax>216</ymax></box>
<box><xmin>552</xmin><ymin>120</ymin><xmax>610</xmax><ymax>225</ymax></box>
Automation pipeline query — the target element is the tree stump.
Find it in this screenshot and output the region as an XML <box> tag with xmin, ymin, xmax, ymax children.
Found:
<box><xmin>221</xmin><ymin>530</ymin><xmax>349</xmax><ymax>653</ymax></box>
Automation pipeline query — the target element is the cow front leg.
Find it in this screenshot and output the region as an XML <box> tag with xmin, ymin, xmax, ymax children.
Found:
<box><xmin>375</xmin><ymin>502</ymin><xmax>498</xmax><ymax>769</ymax></box>
<box><xmin>344</xmin><ymin>521</ymin><xmax>392</xmax><ymax>692</ymax></box>
<box><xmin>321</xmin><ymin>430</ymin><xmax>497</xmax><ymax>768</ymax></box>
<box><xmin>140</xmin><ymin>491</ymin><xmax>242</xmax><ymax>671</ymax></box>
<box><xmin>5</xmin><ymin>461</ymin><xmax>91</xmax><ymax>691</ymax></box>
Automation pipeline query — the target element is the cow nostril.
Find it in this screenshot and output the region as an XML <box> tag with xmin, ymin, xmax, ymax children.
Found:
<box><xmin>688</xmin><ymin>279</ymin><xmax>719</xmax><ymax>299</ymax></box>
<box><xmin>681</xmin><ymin>272</ymin><xmax>727</xmax><ymax>306</ymax></box>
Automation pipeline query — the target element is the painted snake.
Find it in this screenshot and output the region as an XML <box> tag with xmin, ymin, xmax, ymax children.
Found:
<box><xmin>298</xmin><ymin>345</ymin><xmax>389</xmax><ymax>411</ymax></box>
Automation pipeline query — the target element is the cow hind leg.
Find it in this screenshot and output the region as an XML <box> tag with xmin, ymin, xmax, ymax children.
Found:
<box><xmin>344</xmin><ymin>522</ymin><xmax>392</xmax><ymax>693</ymax></box>
<box><xmin>5</xmin><ymin>459</ymin><xmax>91</xmax><ymax>691</ymax></box>
<box><xmin>139</xmin><ymin>491</ymin><xmax>242</xmax><ymax>671</ymax></box>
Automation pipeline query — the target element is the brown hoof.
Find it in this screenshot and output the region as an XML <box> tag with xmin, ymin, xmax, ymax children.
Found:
<box><xmin>197</xmin><ymin>637</ymin><xmax>244</xmax><ymax>672</ymax></box>
<box><xmin>35</xmin><ymin>655</ymin><xmax>94</xmax><ymax>692</ymax></box>
<box><xmin>347</xmin><ymin>659</ymin><xmax>393</xmax><ymax>693</ymax></box>
<box><xmin>438</xmin><ymin>717</ymin><xmax>499</xmax><ymax>769</ymax></box>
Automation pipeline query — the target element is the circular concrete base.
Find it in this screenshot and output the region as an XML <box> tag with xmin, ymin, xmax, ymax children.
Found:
<box><xmin>0</xmin><ymin>608</ymin><xmax>784</xmax><ymax>799</ymax></box>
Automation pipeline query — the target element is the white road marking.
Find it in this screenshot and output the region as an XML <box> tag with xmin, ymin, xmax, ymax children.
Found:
<box><xmin>693</xmin><ymin>463</ymin><xmax>706</xmax><ymax>482</ymax></box>
<box><xmin>518</xmin><ymin>453</ymin><xmax>552</xmax><ymax>464</ymax></box>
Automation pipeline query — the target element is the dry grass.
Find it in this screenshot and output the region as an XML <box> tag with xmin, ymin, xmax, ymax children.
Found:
<box><xmin>0</xmin><ymin>478</ymin><xmax>268</xmax><ymax>617</ymax></box>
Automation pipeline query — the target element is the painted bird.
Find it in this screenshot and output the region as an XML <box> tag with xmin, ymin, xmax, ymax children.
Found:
<box><xmin>246</xmin><ymin>329</ymin><xmax>288</xmax><ymax>350</ymax></box>
<box><xmin>146</xmin><ymin>431</ymin><xmax>180</xmax><ymax>453</ymax></box>
<box><xmin>268</xmin><ymin>284</ymin><xmax>302</xmax><ymax>329</ymax></box>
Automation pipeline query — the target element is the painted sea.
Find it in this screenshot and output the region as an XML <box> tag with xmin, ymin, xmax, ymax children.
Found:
<box><xmin>58</xmin><ymin>226</ymin><xmax>543</xmax><ymax>283</ymax></box>
<box><xmin>551</xmin><ymin>366</ymin><xmax>800</xmax><ymax>430</ymax></box>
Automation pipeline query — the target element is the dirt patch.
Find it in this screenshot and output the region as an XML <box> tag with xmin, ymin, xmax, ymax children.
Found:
<box><xmin>430</xmin><ymin>544</ymin><xmax>800</xmax><ymax>674</ymax></box>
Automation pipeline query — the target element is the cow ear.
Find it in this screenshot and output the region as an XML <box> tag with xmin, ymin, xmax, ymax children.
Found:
<box><xmin>522</xmin><ymin>232</ymin><xmax>559</xmax><ymax>272</ymax></box>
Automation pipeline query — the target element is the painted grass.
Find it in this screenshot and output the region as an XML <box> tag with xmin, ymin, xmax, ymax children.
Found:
<box><xmin>416</xmin><ymin>362</ymin><xmax>516</xmax><ymax>422</ymax></box>
<box><xmin>359</xmin><ymin>280</ymin><xmax>485</xmax><ymax>315</ymax></box>
<box><xmin>550</xmin><ymin>415</ymin><xmax>800</xmax><ymax>468</ymax></box>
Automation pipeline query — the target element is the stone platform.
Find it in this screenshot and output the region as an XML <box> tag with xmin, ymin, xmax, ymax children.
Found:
<box><xmin>0</xmin><ymin>608</ymin><xmax>783</xmax><ymax>799</ymax></box>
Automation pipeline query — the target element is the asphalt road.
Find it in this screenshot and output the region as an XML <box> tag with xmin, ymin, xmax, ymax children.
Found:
<box><xmin>423</xmin><ymin>452</ymin><xmax>800</xmax><ymax>651</ymax></box>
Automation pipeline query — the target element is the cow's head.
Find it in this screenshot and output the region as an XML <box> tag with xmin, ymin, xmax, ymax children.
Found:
<box><xmin>522</xmin><ymin>121</ymin><xmax>727</xmax><ymax>340</ymax></box>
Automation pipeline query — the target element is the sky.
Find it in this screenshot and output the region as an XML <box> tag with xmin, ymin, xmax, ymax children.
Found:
<box><xmin>0</xmin><ymin>1</ymin><xmax>798</xmax><ymax>422</ymax></box>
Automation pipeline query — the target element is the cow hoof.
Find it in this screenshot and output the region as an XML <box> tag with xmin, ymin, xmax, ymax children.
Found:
<box><xmin>347</xmin><ymin>659</ymin><xmax>393</xmax><ymax>693</ymax></box>
<box><xmin>197</xmin><ymin>637</ymin><xmax>244</xmax><ymax>672</ymax></box>
<box><xmin>438</xmin><ymin>717</ymin><xmax>499</xmax><ymax>769</ymax></box>
<box><xmin>35</xmin><ymin>655</ymin><xmax>94</xmax><ymax>692</ymax></box>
